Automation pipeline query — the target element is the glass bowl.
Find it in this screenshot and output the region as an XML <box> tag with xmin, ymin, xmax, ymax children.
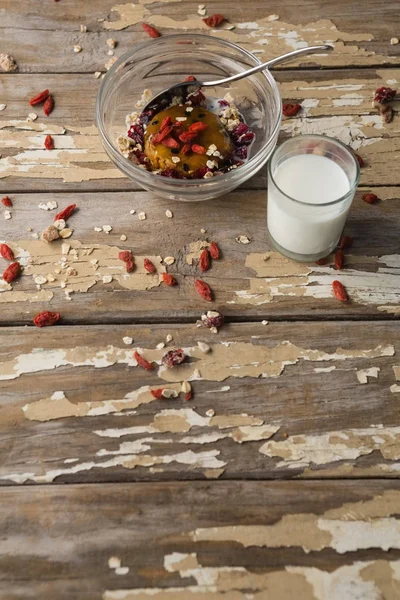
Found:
<box><xmin>96</xmin><ymin>34</ymin><xmax>282</xmax><ymax>202</ymax></box>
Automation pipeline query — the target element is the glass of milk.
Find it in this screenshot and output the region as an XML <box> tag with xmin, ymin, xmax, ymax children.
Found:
<box><xmin>267</xmin><ymin>135</ymin><xmax>360</xmax><ymax>262</ymax></box>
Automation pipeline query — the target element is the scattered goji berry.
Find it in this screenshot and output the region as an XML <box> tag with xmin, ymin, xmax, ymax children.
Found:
<box><xmin>118</xmin><ymin>250</ymin><xmax>133</xmax><ymax>263</ymax></box>
<box><xmin>33</xmin><ymin>311</ymin><xmax>60</xmax><ymax>327</ymax></box>
<box><xmin>142</xmin><ymin>23</ymin><xmax>161</xmax><ymax>38</ymax></box>
<box><xmin>0</xmin><ymin>243</ymin><xmax>14</xmax><ymax>261</ymax></box>
<box><xmin>43</xmin><ymin>95</ymin><xmax>54</xmax><ymax>116</ymax></box>
<box><xmin>354</xmin><ymin>153</ymin><xmax>364</xmax><ymax>168</ymax></box>
<box><xmin>209</xmin><ymin>241</ymin><xmax>220</xmax><ymax>259</ymax></box>
<box><xmin>44</xmin><ymin>134</ymin><xmax>54</xmax><ymax>150</ymax></box>
<box><xmin>374</xmin><ymin>86</ymin><xmax>397</xmax><ymax>104</ymax></box>
<box><xmin>199</xmin><ymin>248</ymin><xmax>210</xmax><ymax>272</ymax></box>
<box><xmin>134</xmin><ymin>350</ymin><xmax>154</xmax><ymax>370</ymax></box>
<box><xmin>315</xmin><ymin>257</ymin><xmax>328</xmax><ymax>265</ymax></box>
<box><xmin>29</xmin><ymin>89</ymin><xmax>49</xmax><ymax>106</ymax></box>
<box><xmin>184</xmin><ymin>75</ymin><xmax>197</xmax><ymax>82</ymax></box>
<box><xmin>162</xmin><ymin>273</ymin><xmax>177</xmax><ymax>286</ymax></box>
<box><xmin>335</xmin><ymin>249</ymin><xmax>344</xmax><ymax>270</ymax></box>
<box><xmin>362</xmin><ymin>192</ymin><xmax>379</xmax><ymax>204</ymax></box>
<box><xmin>126</xmin><ymin>259</ymin><xmax>135</xmax><ymax>273</ymax></box>
<box><xmin>332</xmin><ymin>280</ymin><xmax>349</xmax><ymax>302</ymax></box>
<box><xmin>1</xmin><ymin>196</ymin><xmax>12</xmax><ymax>207</ymax></box>
<box><xmin>192</xmin><ymin>144</ymin><xmax>206</xmax><ymax>154</ymax></box>
<box><xmin>282</xmin><ymin>103</ymin><xmax>301</xmax><ymax>117</ymax></box>
<box><xmin>144</xmin><ymin>258</ymin><xmax>156</xmax><ymax>273</ymax></box>
<box><xmin>185</xmin><ymin>391</ymin><xmax>192</xmax><ymax>401</ymax></box>
<box><xmin>188</xmin><ymin>121</ymin><xmax>208</xmax><ymax>133</ymax></box>
<box><xmin>203</xmin><ymin>14</ymin><xmax>225</xmax><ymax>27</ymax></box>
<box><xmin>161</xmin><ymin>137</ymin><xmax>180</xmax><ymax>149</ymax></box>
<box><xmin>151</xmin><ymin>388</ymin><xmax>164</xmax><ymax>399</ymax></box>
<box><xmin>339</xmin><ymin>235</ymin><xmax>353</xmax><ymax>250</ymax></box>
<box><xmin>162</xmin><ymin>348</ymin><xmax>185</xmax><ymax>367</ymax></box>
<box><xmin>195</xmin><ymin>279</ymin><xmax>212</xmax><ymax>301</ymax></box>
<box><xmin>55</xmin><ymin>204</ymin><xmax>76</xmax><ymax>221</ymax></box>
<box><xmin>2</xmin><ymin>261</ymin><xmax>21</xmax><ymax>283</ymax></box>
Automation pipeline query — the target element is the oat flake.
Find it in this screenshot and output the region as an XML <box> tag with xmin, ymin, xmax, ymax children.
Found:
<box><xmin>236</xmin><ymin>235</ymin><xmax>251</xmax><ymax>244</ymax></box>
<box><xmin>123</xmin><ymin>337</ymin><xmax>133</xmax><ymax>345</ymax></box>
<box><xmin>4</xmin><ymin>211</ymin><xmax>11</xmax><ymax>220</ymax></box>
<box><xmin>73</xmin><ymin>45</ymin><xmax>82</xmax><ymax>53</ymax></box>
<box><xmin>94</xmin><ymin>71</ymin><xmax>102</xmax><ymax>79</ymax></box>
<box><xmin>102</xmin><ymin>225</ymin><xmax>112</xmax><ymax>233</ymax></box>
<box><xmin>163</xmin><ymin>256</ymin><xmax>175</xmax><ymax>265</ymax></box>
<box><xmin>0</xmin><ymin>104</ymin><xmax>6</xmax><ymax>111</ymax></box>
<box><xmin>138</xmin><ymin>212</ymin><xmax>146</xmax><ymax>221</ymax></box>
<box><xmin>28</xmin><ymin>113</ymin><xmax>38</xmax><ymax>121</ymax></box>
<box><xmin>165</xmin><ymin>209</ymin><xmax>173</xmax><ymax>218</ymax></box>
<box><xmin>102</xmin><ymin>275</ymin><xmax>113</xmax><ymax>284</ymax></box>
<box><xmin>156</xmin><ymin>342</ymin><xmax>166</xmax><ymax>350</ymax></box>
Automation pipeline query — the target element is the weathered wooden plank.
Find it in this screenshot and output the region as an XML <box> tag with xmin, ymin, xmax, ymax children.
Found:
<box><xmin>1</xmin><ymin>0</ymin><xmax>400</xmax><ymax>72</ymax></box>
<box><xmin>1</xmin><ymin>322</ymin><xmax>399</xmax><ymax>484</ymax></box>
<box><xmin>1</xmin><ymin>189</ymin><xmax>399</xmax><ymax>323</ymax></box>
<box><xmin>1</xmin><ymin>480</ymin><xmax>400</xmax><ymax>599</ymax></box>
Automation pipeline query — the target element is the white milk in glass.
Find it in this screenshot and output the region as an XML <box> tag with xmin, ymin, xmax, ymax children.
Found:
<box><xmin>268</xmin><ymin>153</ymin><xmax>352</xmax><ymax>258</ymax></box>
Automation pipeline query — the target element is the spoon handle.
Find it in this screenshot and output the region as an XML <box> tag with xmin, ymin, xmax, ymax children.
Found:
<box><xmin>202</xmin><ymin>44</ymin><xmax>333</xmax><ymax>87</ymax></box>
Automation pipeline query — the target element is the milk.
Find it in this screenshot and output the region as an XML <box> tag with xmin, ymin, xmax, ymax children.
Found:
<box><xmin>268</xmin><ymin>153</ymin><xmax>352</xmax><ymax>258</ymax></box>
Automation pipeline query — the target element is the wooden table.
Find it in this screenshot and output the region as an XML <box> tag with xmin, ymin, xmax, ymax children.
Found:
<box><xmin>1</xmin><ymin>1</ymin><xmax>400</xmax><ymax>597</ymax></box>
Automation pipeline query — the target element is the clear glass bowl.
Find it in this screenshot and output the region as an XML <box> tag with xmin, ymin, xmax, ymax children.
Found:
<box><xmin>96</xmin><ymin>33</ymin><xmax>282</xmax><ymax>202</ymax></box>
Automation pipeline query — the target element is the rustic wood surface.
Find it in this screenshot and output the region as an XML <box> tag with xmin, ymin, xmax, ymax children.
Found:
<box><xmin>1</xmin><ymin>0</ymin><xmax>400</xmax><ymax>597</ymax></box>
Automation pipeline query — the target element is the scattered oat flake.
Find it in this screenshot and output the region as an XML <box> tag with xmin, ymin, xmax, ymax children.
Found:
<box><xmin>73</xmin><ymin>45</ymin><xmax>82</xmax><ymax>53</ymax></box>
<box><xmin>262</xmin><ymin>320</ymin><xmax>269</xmax><ymax>325</ymax></box>
<box><xmin>163</xmin><ymin>256</ymin><xmax>175</xmax><ymax>265</ymax></box>
<box><xmin>107</xmin><ymin>38</ymin><xmax>117</xmax><ymax>48</ymax></box>
<box><xmin>0</xmin><ymin>104</ymin><xmax>6</xmax><ymax>111</ymax></box>
<box><xmin>94</xmin><ymin>226</ymin><xmax>102</xmax><ymax>232</ymax></box>
<box><xmin>120</xmin><ymin>234</ymin><xmax>127</xmax><ymax>241</ymax></box>
<box><xmin>161</xmin><ymin>389</ymin><xmax>178</xmax><ymax>399</ymax></box>
<box><xmin>54</xmin><ymin>219</ymin><xmax>66</xmax><ymax>231</ymax></box>
<box><xmin>123</xmin><ymin>336</ymin><xmax>133</xmax><ymax>345</ymax></box>
<box><xmin>28</xmin><ymin>113</ymin><xmax>38</xmax><ymax>121</ymax></box>
<box><xmin>130</xmin><ymin>209</ymin><xmax>136</xmax><ymax>215</ymax></box>
<box><xmin>61</xmin><ymin>243</ymin><xmax>70</xmax><ymax>255</ymax></box>
<box><xmin>94</xmin><ymin>71</ymin><xmax>102</xmax><ymax>79</ymax></box>
<box><xmin>390</xmin><ymin>37</ymin><xmax>399</xmax><ymax>45</ymax></box>
<box><xmin>60</xmin><ymin>228</ymin><xmax>73</xmax><ymax>238</ymax></box>
<box><xmin>80</xmin><ymin>24</ymin><xmax>87</xmax><ymax>32</ymax></box>
<box><xmin>102</xmin><ymin>225</ymin><xmax>112</xmax><ymax>233</ymax></box>
<box><xmin>165</xmin><ymin>209</ymin><xmax>173</xmax><ymax>218</ymax></box>
<box><xmin>4</xmin><ymin>211</ymin><xmax>11</xmax><ymax>220</ymax></box>
<box><xmin>156</xmin><ymin>342</ymin><xmax>165</xmax><ymax>350</ymax></box>
<box><xmin>34</xmin><ymin>275</ymin><xmax>47</xmax><ymax>285</ymax></box>
<box><xmin>198</xmin><ymin>341</ymin><xmax>211</xmax><ymax>353</ymax></box>
<box><xmin>138</xmin><ymin>212</ymin><xmax>146</xmax><ymax>220</ymax></box>
<box><xmin>200</xmin><ymin>228</ymin><xmax>206</xmax><ymax>234</ymax></box>
<box><xmin>236</xmin><ymin>235</ymin><xmax>251</xmax><ymax>244</ymax></box>
<box><xmin>107</xmin><ymin>50</ymin><xmax>114</xmax><ymax>56</ymax></box>
<box><xmin>206</xmin><ymin>408</ymin><xmax>215</xmax><ymax>417</ymax></box>
<box><xmin>105</xmin><ymin>56</ymin><xmax>117</xmax><ymax>70</ymax></box>
<box><xmin>102</xmin><ymin>275</ymin><xmax>113</xmax><ymax>284</ymax></box>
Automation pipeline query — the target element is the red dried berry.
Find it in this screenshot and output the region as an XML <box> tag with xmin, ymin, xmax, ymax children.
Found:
<box><xmin>339</xmin><ymin>235</ymin><xmax>353</xmax><ymax>250</ymax></box>
<box><xmin>126</xmin><ymin>260</ymin><xmax>135</xmax><ymax>273</ymax></box>
<box><xmin>282</xmin><ymin>103</ymin><xmax>301</xmax><ymax>117</ymax></box>
<box><xmin>201</xmin><ymin>310</ymin><xmax>224</xmax><ymax>330</ymax></box>
<box><xmin>199</xmin><ymin>248</ymin><xmax>210</xmax><ymax>272</ymax></box>
<box><xmin>374</xmin><ymin>86</ymin><xmax>397</xmax><ymax>104</ymax></box>
<box><xmin>160</xmin><ymin>116</ymin><xmax>172</xmax><ymax>130</ymax></box>
<box><xmin>354</xmin><ymin>153</ymin><xmax>364</xmax><ymax>168</ymax></box>
<box><xmin>2</xmin><ymin>262</ymin><xmax>21</xmax><ymax>283</ymax></box>
<box><xmin>44</xmin><ymin>134</ymin><xmax>54</xmax><ymax>150</ymax></box>
<box><xmin>179</xmin><ymin>131</ymin><xmax>197</xmax><ymax>143</ymax></box>
<box><xmin>162</xmin><ymin>273</ymin><xmax>177</xmax><ymax>286</ymax></box>
<box><xmin>118</xmin><ymin>250</ymin><xmax>133</xmax><ymax>262</ymax></box>
<box><xmin>33</xmin><ymin>311</ymin><xmax>60</xmax><ymax>327</ymax></box>
<box><xmin>55</xmin><ymin>204</ymin><xmax>76</xmax><ymax>221</ymax></box>
<box><xmin>192</xmin><ymin>144</ymin><xmax>206</xmax><ymax>155</ymax></box>
<box><xmin>29</xmin><ymin>89</ymin><xmax>49</xmax><ymax>106</ymax></box>
<box><xmin>134</xmin><ymin>350</ymin><xmax>154</xmax><ymax>370</ymax></box>
<box><xmin>152</xmin><ymin>125</ymin><xmax>174</xmax><ymax>144</ymax></box>
<box><xmin>162</xmin><ymin>348</ymin><xmax>185</xmax><ymax>367</ymax></box>
<box><xmin>185</xmin><ymin>391</ymin><xmax>192</xmax><ymax>401</ymax></box>
<box><xmin>362</xmin><ymin>192</ymin><xmax>379</xmax><ymax>204</ymax></box>
<box><xmin>332</xmin><ymin>280</ymin><xmax>349</xmax><ymax>302</ymax></box>
<box><xmin>1</xmin><ymin>196</ymin><xmax>12</xmax><ymax>207</ymax></box>
<box><xmin>184</xmin><ymin>75</ymin><xmax>197</xmax><ymax>82</ymax></box>
<box><xmin>181</xmin><ymin>143</ymin><xmax>191</xmax><ymax>155</ymax></box>
<box><xmin>0</xmin><ymin>243</ymin><xmax>14</xmax><ymax>261</ymax></box>
<box><xmin>43</xmin><ymin>95</ymin><xmax>54</xmax><ymax>116</ymax></box>
<box><xmin>195</xmin><ymin>279</ymin><xmax>212</xmax><ymax>302</ymax></box>
<box><xmin>335</xmin><ymin>249</ymin><xmax>344</xmax><ymax>270</ymax></box>
<box><xmin>188</xmin><ymin>121</ymin><xmax>208</xmax><ymax>133</ymax></box>
<box><xmin>151</xmin><ymin>388</ymin><xmax>164</xmax><ymax>400</ymax></box>
<box><xmin>209</xmin><ymin>241</ymin><xmax>220</xmax><ymax>259</ymax></box>
<box><xmin>161</xmin><ymin>137</ymin><xmax>180</xmax><ymax>149</ymax></box>
<box><xmin>203</xmin><ymin>14</ymin><xmax>225</xmax><ymax>27</ymax></box>
<box><xmin>315</xmin><ymin>257</ymin><xmax>329</xmax><ymax>265</ymax></box>
<box><xmin>142</xmin><ymin>23</ymin><xmax>161</xmax><ymax>38</ymax></box>
<box><xmin>144</xmin><ymin>258</ymin><xmax>156</xmax><ymax>273</ymax></box>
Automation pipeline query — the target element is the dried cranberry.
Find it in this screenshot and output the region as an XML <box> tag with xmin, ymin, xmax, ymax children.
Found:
<box><xmin>232</xmin><ymin>122</ymin><xmax>249</xmax><ymax>138</ymax></box>
<box><xmin>239</xmin><ymin>131</ymin><xmax>255</xmax><ymax>146</ymax></box>
<box><xmin>160</xmin><ymin>168</ymin><xmax>180</xmax><ymax>178</ymax></box>
<box><xmin>139</xmin><ymin>109</ymin><xmax>155</xmax><ymax>126</ymax></box>
<box><xmin>187</xmin><ymin>90</ymin><xmax>206</xmax><ymax>106</ymax></box>
<box><xmin>374</xmin><ymin>86</ymin><xmax>397</xmax><ymax>104</ymax></box>
<box><xmin>162</xmin><ymin>349</ymin><xmax>185</xmax><ymax>367</ymax></box>
<box><xmin>235</xmin><ymin>146</ymin><xmax>248</xmax><ymax>159</ymax></box>
<box><xmin>193</xmin><ymin>166</ymin><xmax>210</xmax><ymax>178</ymax></box>
<box><xmin>201</xmin><ymin>310</ymin><xmax>224</xmax><ymax>330</ymax></box>
<box><xmin>127</xmin><ymin>123</ymin><xmax>144</xmax><ymax>145</ymax></box>
<box><xmin>130</xmin><ymin>148</ymin><xmax>148</xmax><ymax>165</ymax></box>
<box><xmin>218</xmin><ymin>99</ymin><xmax>230</xmax><ymax>107</ymax></box>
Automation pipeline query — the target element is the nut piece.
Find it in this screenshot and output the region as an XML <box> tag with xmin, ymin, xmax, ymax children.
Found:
<box><xmin>41</xmin><ymin>225</ymin><xmax>60</xmax><ymax>243</ymax></box>
<box><xmin>162</xmin><ymin>348</ymin><xmax>185</xmax><ymax>367</ymax></box>
<box><xmin>197</xmin><ymin>341</ymin><xmax>211</xmax><ymax>353</ymax></box>
<box><xmin>0</xmin><ymin>53</ymin><xmax>18</xmax><ymax>72</ymax></box>
<box><xmin>201</xmin><ymin>310</ymin><xmax>224</xmax><ymax>330</ymax></box>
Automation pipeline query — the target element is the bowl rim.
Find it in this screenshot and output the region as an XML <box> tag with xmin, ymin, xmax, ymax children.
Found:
<box><xmin>96</xmin><ymin>33</ymin><xmax>282</xmax><ymax>187</ymax></box>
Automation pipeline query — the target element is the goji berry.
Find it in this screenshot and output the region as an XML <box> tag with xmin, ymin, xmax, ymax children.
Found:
<box><xmin>55</xmin><ymin>204</ymin><xmax>76</xmax><ymax>221</ymax></box>
<box><xmin>199</xmin><ymin>248</ymin><xmax>210</xmax><ymax>272</ymax></box>
<box><xmin>134</xmin><ymin>350</ymin><xmax>154</xmax><ymax>370</ymax></box>
<box><xmin>185</xmin><ymin>391</ymin><xmax>192</xmax><ymax>401</ymax></box>
<box><xmin>44</xmin><ymin>134</ymin><xmax>54</xmax><ymax>150</ymax></box>
<box><xmin>362</xmin><ymin>192</ymin><xmax>379</xmax><ymax>204</ymax></box>
<box><xmin>160</xmin><ymin>116</ymin><xmax>172</xmax><ymax>130</ymax></box>
<box><xmin>335</xmin><ymin>249</ymin><xmax>344</xmax><ymax>270</ymax></box>
<box><xmin>152</xmin><ymin>125</ymin><xmax>174</xmax><ymax>144</ymax></box>
<box><xmin>332</xmin><ymin>280</ymin><xmax>349</xmax><ymax>302</ymax></box>
<box><xmin>144</xmin><ymin>258</ymin><xmax>156</xmax><ymax>273</ymax></box>
<box><xmin>203</xmin><ymin>14</ymin><xmax>225</xmax><ymax>27</ymax></box>
<box><xmin>188</xmin><ymin>121</ymin><xmax>208</xmax><ymax>133</ymax></box>
<box><xmin>184</xmin><ymin>75</ymin><xmax>197</xmax><ymax>82</ymax></box>
<box><xmin>195</xmin><ymin>279</ymin><xmax>212</xmax><ymax>301</ymax></box>
<box><xmin>151</xmin><ymin>388</ymin><xmax>164</xmax><ymax>399</ymax></box>
<box><xmin>118</xmin><ymin>250</ymin><xmax>133</xmax><ymax>263</ymax></box>
<box><xmin>282</xmin><ymin>103</ymin><xmax>301</xmax><ymax>117</ymax></box>
<box><xmin>43</xmin><ymin>95</ymin><xmax>54</xmax><ymax>116</ymax></box>
<box><xmin>162</xmin><ymin>273</ymin><xmax>177</xmax><ymax>286</ymax></box>
<box><xmin>29</xmin><ymin>89</ymin><xmax>49</xmax><ymax>106</ymax></box>
<box><xmin>192</xmin><ymin>144</ymin><xmax>206</xmax><ymax>154</ymax></box>
<box><xmin>142</xmin><ymin>23</ymin><xmax>161</xmax><ymax>38</ymax></box>
<box><xmin>339</xmin><ymin>235</ymin><xmax>353</xmax><ymax>250</ymax></box>
<box><xmin>2</xmin><ymin>261</ymin><xmax>21</xmax><ymax>283</ymax></box>
<box><xmin>126</xmin><ymin>260</ymin><xmax>135</xmax><ymax>273</ymax></box>
<box><xmin>209</xmin><ymin>241</ymin><xmax>220</xmax><ymax>259</ymax></box>
<box><xmin>0</xmin><ymin>243</ymin><xmax>14</xmax><ymax>261</ymax></box>
<box><xmin>161</xmin><ymin>137</ymin><xmax>180</xmax><ymax>149</ymax></box>
<box><xmin>181</xmin><ymin>143</ymin><xmax>191</xmax><ymax>155</ymax></box>
<box><xmin>179</xmin><ymin>131</ymin><xmax>197</xmax><ymax>143</ymax></box>
<box><xmin>1</xmin><ymin>196</ymin><xmax>12</xmax><ymax>207</ymax></box>
<box><xmin>33</xmin><ymin>311</ymin><xmax>60</xmax><ymax>327</ymax></box>
<box><xmin>374</xmin><ymin>86</ymin><xmax>397</xmax><ymax>104</ymax></box>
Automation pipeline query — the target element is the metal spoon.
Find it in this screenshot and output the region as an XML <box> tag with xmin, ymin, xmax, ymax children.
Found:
<box><xmin>143</xmin><ymin>44</ymin><xmax>333</xmax><ymax>113</ymax></box>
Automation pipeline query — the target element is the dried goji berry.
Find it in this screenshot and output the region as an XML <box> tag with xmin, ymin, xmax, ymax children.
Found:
<box><xmin>161</xmin><ymin>137</ymin><xmax>180</xmax><ymax>149</ymax></box>
<box><xmin>33</xmin><ymin>311</ymin><xmax>60</xmax><ymax>327</ymax></box>
<box><xmin>354</xmin><ymin>153</ymin><xmax>364</xmax><ymax>168</ymax></box>
<box><xmin>315</xmin><ymin>257</ymin><xmax>328</xmax><ymax>265</ymax></box>
<box><xmin>179</xmin><ymin>131</ymin><xmax>197</xmax><ymax>143</ymax></box>
<box><xmin>43</xmin><ymin>95</ymin><xmax>54</xmax><ymax>116</ymax></box>
<box><xmin>203</xmin><ymin>14</ymin><xmax>225</xmax><ymax>27</ymax></box>
<box><xmin>162</xmin><ymin>273</ymin><xmax>177</xmax><ymax>286</ymax></box>
<box><xmin>199</xmin><ymin>248</ymin><xmax>210</xmax><ymax>272</ymax></box>
<box><xmin>55</xmin><ymin>204</ymin><xmax>76</xmax><ymax>221</ymax></box>
<box><xmin>118</xmin><ymin>250</ymin><xmax>133</xmax><ymax>262</ymax></box>
<box><xmin>151</xmin><ymin>388</ymin><xmax>164</xmax><ymax>399</ymax></box>
<box><xmin>162</xmin><ymin>349</ymin><xmax>185</xmax><ymax>367</ymax></box>
<box><xmin>332</xmin><ymin>280</ymin><xmax>349</xmax><ymax>302</ymax></box>
<box><xmin>374</xmin><ymin>86</ymin><xmax>397</xmax><ymax>104</ymax></box>
<box><xmin>160</xmin><ymin>116</ymin><xmax>172</xmax><ymax>130</ymax></box>
<box><xmin>2</xmin><ymin>261</ymin><xmax>21</xmax><ymax>283</ymax></box>
<box><xmin>339</xmin><ymin>235</ymin><xmax>353</xmax><ymax>250</ymax></box>
<box><xmin>184</xmin><ymin>391</ymin><xmax>192</xmax><ymax>401</ymax></box>
<box><xmin>192</xmin><ymin>144</ymin><xmax>206</xmax><ymax>155</ymax></box>
<box><xmin>195</xmin><ymin>279</ymin><xmax>212</xmax><ymax>302</ymax></box>
<box><xmin>126</xmin><ymin>260</ymin><xmax>135</xmax><ymax>273</ymax></box>
<box><xmin>44</xmin><ymin>134</ymin><xmax>54</xmax><ymax>150</ymax></box>
<box><xmin>29</xmin><ymin>89</ymin><xmax>49</xmax><ymax>106</ymax></box>
<box><xmin>142</xmin><ymin>23</ymin><xmax>161</xmax><ymax>38</ymax></box>
<box><xmin>209</xmin><ymin>241</ymin><xmax>220</xmax><ymax>259</ymax></box>
<box><xmin>0</xmin><ymin>243</ymin><xmax>14</xmax><ymax>261</ymax></box>
<box><xmin>282</xmin><ymin>103</ymin><xmax>301</xmax><ymax>117</ymax></box>
<box><xmin>1</xmin><ymin>196</ymin><xmax>12</xmax><ymax>207</ymax></box>
<box><xmin>152</xmin><ymin>125</ymin><xmax>174</xmax><ymax>144</ymax></box>
<box><xmin>362</xmin><ymin>192</ymin><xmax>379</xmax><ymax>204</ymax></box>
<box><xmin>181</xmin><ymin>143</ymin><xmax>191</xmax><ymax>155</ymax></box>
<box><xmin>134</xmin><ymin>350</ymin><xmax>154</xmax><ymax>370</ymax></box>
<box><xmin>144</xmin><ymin>258</ymin><xmax>156</xmax><ymax>273</ymax></box>
<box><xmin>335</xmin><ymin>249</ymin><xmax>344</xmax><ymax>270</ymax></box>
<box><xmin>188</xmin><ymin>121</ymin><xmax>208</xmax><ymax>133</ymax></box>
<box><xmin>184</xmin><ymin>75</ymin><xmax>197</xmax><ymax>82</ymax></box>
